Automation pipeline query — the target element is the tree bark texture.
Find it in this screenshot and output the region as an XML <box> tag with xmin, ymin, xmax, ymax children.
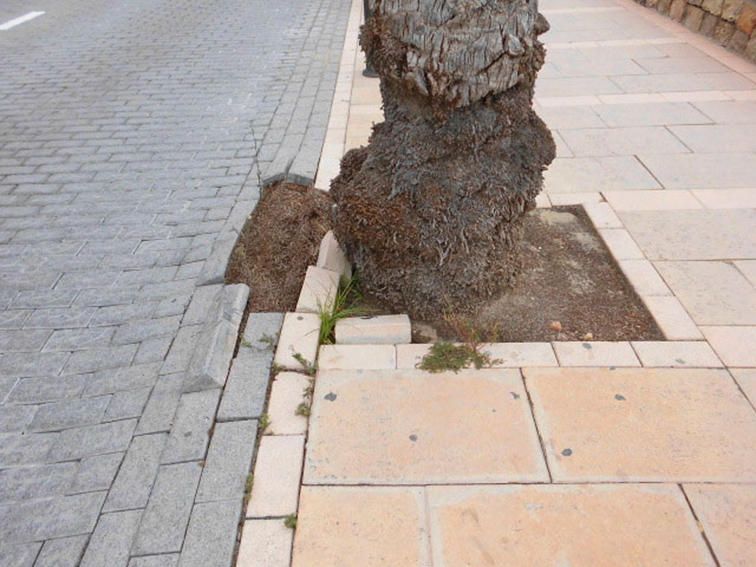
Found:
<box><xmin>331</xmin><ymin>0</ymin><xmax>556</xmax><ymax>319</ymax></box>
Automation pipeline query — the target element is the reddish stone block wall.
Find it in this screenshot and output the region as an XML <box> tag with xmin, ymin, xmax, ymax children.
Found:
<box><xmin>636</xmin><ymin>0</ymin><xmax>756</xmax><ymax>60</ymax></box>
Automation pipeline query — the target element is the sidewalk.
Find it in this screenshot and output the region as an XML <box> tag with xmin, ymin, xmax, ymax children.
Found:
<box><xmin>243</xmin><ymin>0</ymin><xmax>755</xmax><ymax>564</ymax></box>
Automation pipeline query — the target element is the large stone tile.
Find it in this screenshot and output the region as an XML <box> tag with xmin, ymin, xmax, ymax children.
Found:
<box><xmin>593</xmin><ymin>102</ymin><xmax>712</xmax><ymax>127</ymax></box>
<box><xmin>292</xmin><ymin>486</ymin><xmax>430</xmax><ymax>567</ymax></box>
<box><xmin>560</xmin><ymin>126</ymin><xmax>689</xmax><ymax>156</ymax></box>
<box><xmin>544</xmin><ymin>157</ymin><xmax>660</xmax><ymax>193</ymax></box>
<box><xmin>427</xmin><ymin>484</ymin><xmax>714</xmax><ymax>567</ymax></box>
<box><xmin>524</xmin><ymin>368</ymin><xmax>756</xmax><ymax>482</ymax></box>
<box><xmin>691</xmin><ymin>100</ymin><xmax>756</xmax><ymax>124</ymax></box>
<box><xmin>638</xmin><ymin>154</ymin><xmax>756</xmax><ymax>189</ymax></box>
<box><xmin>655</xmin><ymin>261</ymin><xmax>756</xmax><ymax>325</ymax></box>
<box><xmin>701</xmin><ymin>326</ymin><xmax>756</xmax><ymax>367</ymax></box>
<box><xmin>304</xmin><ymin>369</ymin><xmax>548</xmax><ymax>484</ymax></box>
<box><xmin>730</xmin><ymin>369</ymin><xmax>756</xmax><ymax>406</ymax></box>
<box><xmin>685</xmin><ymin>484</ymin><xmax>756</xmax><ymax>567</ymax></box>
<box><xmin>669</xmin><ymin>125</ymin><xmax>756</xmax><ymax>153</ymax></box>
<box><xmin>620</xmin><ymin>210</ymin><xmax>756</xmax><ymax>260</ymax></box>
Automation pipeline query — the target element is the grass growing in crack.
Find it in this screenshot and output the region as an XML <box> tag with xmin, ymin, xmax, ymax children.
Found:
<box><xmin>318</xmin><ymin>275</ymin><xmax>367</xmax><ymax>345</ymax></box>
<box><xmin>284</xmin><ymin>514</ymin><xmax>297</xmax><ymax>529</ymax></box>
<box><xmin>418</xmin><ymin>341</ymin><xmax>496</xmax><ymax>373</ymax></box>
<box><xmin>293</xmin><ymin>352</ymin><xmax>317</xmax><ymax>377</ymax></box>
<box><xmin>259</xmin><ymin>333</ymin><xmax>276</xmax><ymax>350</ymax></box>
<box><xmin>258</xmin><ymin>413</ymin><xmax>270</xmax><ymax>433</ymax></box>
<box><xmin>243</xmin><ymin>473</ymin><xmax>254</xmax><ymax>507</ymax></box>
<box><xmin>240</xmin><ymin>338</ymin><xmax>253</xmax><ymax>348</ymax></box>
<box><xmin>295</xmin><ymin>401</ymin><xmax>311</xmax><ymax>417</ymax></box>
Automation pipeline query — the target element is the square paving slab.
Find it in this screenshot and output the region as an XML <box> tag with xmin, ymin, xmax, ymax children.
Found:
<box><xmin>685</xmin><ymin>484</ymin><xmax>756</xmax><ymax>567</ymax></box>
<box><xmin>524</xmin><ymin>368</ymin><xmax>756</xmax><ymax>482</ymax></box>
<box><xmin>619</xmin><ymin>210</ymin><xmax>756</xmax><ymax>260</ymax></box>
<box><xmin>292</xmin><ymin>486</ymin><xmax>430</xmax><ymax>567</ymax></box>
<box><xmin>427</xmin><ymin>484</ymin><xmax>715</xmax><ymax>567</ymax></box>
<box><xmin>304</xmin><ymin>369</ymin><xmax>548</xmax><ymax>484</ymax></box>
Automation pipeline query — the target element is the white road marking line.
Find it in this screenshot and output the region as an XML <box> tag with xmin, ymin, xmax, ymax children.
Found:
<box><xmin>0</xmin><ymin>11</ymin><xmax>45</xmax><ymax>31</ymax></box>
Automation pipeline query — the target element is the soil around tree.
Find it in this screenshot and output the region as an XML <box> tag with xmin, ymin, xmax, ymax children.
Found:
<box><xmin>225</xmin><ymin>182</ymin><xmax>333</xmax><ymax>312</ymax></box>
<box><xmin>417</xmin><ymin>206</ymin><xmax>664</xmax><ymax>342</ymax></box>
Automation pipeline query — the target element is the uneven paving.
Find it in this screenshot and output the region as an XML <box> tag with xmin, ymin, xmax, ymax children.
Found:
<box><xmin>0</xmin><ymin>0</ymin><xmax>350</xmax><ymax>565</ymax></box>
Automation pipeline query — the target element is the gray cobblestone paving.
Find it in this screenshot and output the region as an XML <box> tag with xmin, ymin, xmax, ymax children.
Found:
<box><xmin>0</xmin><ymin>0</ymin><xmax>350</xmax><ymax>564</ymax></box>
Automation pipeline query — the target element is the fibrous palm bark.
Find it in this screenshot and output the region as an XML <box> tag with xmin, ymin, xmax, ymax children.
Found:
<box><xmin>331</xmin><ymin>0</ymin><xmax>555</xmax><ymax>319</ymax></box>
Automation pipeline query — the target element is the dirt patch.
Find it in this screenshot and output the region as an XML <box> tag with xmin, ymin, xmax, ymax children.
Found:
<box><xmin>225</xmin><ymin>182</ymin><xmax>333</xmax><ymax>312</ymax></box>
<box><xmin>418</xmin><ymin>206</ymin><xmax>664</xmax><ymax>342</ymax></box>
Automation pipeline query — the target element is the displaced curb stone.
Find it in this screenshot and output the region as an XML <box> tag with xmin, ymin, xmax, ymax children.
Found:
<box><xmin>335</xmin><ymin>314</ymin><xmax>411</xmax><ymax>345</ymax></box>
<box><xmin>184</xmin><ymin>284</ymin><xmax>249</xmax><ymax>393</ymax></box>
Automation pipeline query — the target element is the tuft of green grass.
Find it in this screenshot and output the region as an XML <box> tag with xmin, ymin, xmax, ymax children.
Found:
<box><xmin>258</xmin><ymin>413</ymin><xmax>270</xmax><ymax>433</ymax></box>
<box><xmin>295</xmin><ymin>402</ymin><xmax>311</xmax><ymax>417</ymax></box>
<box><xmin>293</xmin><ymin>352</ymin><xmax>317</xmax><ymax>377</ymax></box>
<box><xmin>418</xmin><ymin>341</ymin><xmax>496</xmax><ymax>373</ymax></box>
<box><xmin>318</xmin><ymin>275</ymin><xmax>367</xmax><ymax>345</ymax></box>
<box><xmin>284</xmin><ymin>514</ymin><xmax>297</xmax><ymax>529</ymax></box>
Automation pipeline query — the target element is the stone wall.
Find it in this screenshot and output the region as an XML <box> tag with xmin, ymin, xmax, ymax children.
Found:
<box><xmin>635</xmin><ymin>0</ymin><xmax>756</xmax><ymax>60</ymax></box>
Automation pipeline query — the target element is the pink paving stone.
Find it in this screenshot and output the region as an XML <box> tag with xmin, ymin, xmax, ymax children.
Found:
<box><xmin>295</xmin><ymin>266</ymin><xmax>340</xmax><ymax>314</ymax></box>
<box><xmin>642</xmin><ymin>295</ymin><xmax>703</xmax><ymax>340</ymax></box>
<box><xmin>631</xmin><ymin>341</ymin><xmax>722</xmax><ymax>367</ymax></box>
<box><xmin>304</xmin><ymin>369</ymin><xmax>548</xmax><ymax>484</ymax></box>
<box><xmin>266</xmin><ymin>372</ymin><xmax>310</xmax><ymax>435</ymax></box>
<box><xmin>684</xmin><ymin>484</ymin><xmax>756</xmax><ymax>567</ymax></box>
<box><xmin>525</xmin><ymin>367</ymin><xmax>756</xmax><ymax>482</ymax></box>
<box><xmin>427</xmin><ymin>484</ymin><xmax>715</xmax><ymax>567</ymax></box>
<box><xmin>273</xmin><ymin>312</ymin><xmax>320</xmax><ymax>371</ymax></box>
<box><xmin>604</xmin><ymin>189</ymin><xmax>703</xmax><ymax>211</ymax></box>
<box><xmin>292</xmin><ymin>486</ymin><xmax>430</xmax><ymax>567</ymax></box>
<box><xmin>730</xmin><ymin>369</ymin><xmax>756</xmax><ymax>406</ymax></box>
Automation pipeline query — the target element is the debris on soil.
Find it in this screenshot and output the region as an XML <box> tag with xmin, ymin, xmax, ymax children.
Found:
<box><xmin>415</xmin><ymin>206</ymin><xmax>664</xmax><ymax>342</ymax></box>
<box><xmin>225</xmin><ymin>182</ymin><xmax>333</xmax><ymax>312</ymax></box>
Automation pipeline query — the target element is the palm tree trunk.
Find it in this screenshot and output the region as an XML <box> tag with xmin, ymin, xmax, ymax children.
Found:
<box><xmin>331</xmin><ymin>0</ymin><xmax>555</xmax><ymax>318</ymax></box>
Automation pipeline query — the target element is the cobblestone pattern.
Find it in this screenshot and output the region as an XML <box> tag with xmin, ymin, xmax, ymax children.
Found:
<box><xmin>0</xmin><ymin>0</ymin><xmax>350</xmax><ymax>564</ymax></box>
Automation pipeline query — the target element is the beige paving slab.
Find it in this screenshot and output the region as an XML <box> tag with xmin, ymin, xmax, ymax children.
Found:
<box><xmin>335</xmin><ymin>314</ymin><xmax>411</xmax><ymax>345</ymax></box>
<box><xmin>548</xmin><ymin>191</ymin><xmax>603</xmax><ymax>205</ymax></box>
<box><xmin>693</xmin><ymin>188</ymin><xmax>756</xmax><ymax>209</ymax></box>
<box><xmin>544</xmin><ymin>157</ymin><xmax>661</xmax><ymax>193</ymax></box>
<box><xmin>669</xmin><ymin>124</ymin><xmax>756</xmax><ymax>153</ymax></box>
<box><xmin>395</xmin><ymin>343</ymin><xmax>558</xmax><ymax>369</ymax></box>
<box><xmin>684</xmin><ymin>484</ymin><xmax>756</xmax><ymax>567</ymax></box>
<box><xmin>266</xmin><ymin>372</ymin><xmax>310</xmax><ymax>435</ymax></box>
<box><xmin>525</xmin><ymin>367</ymin><xmax>756</xmax><ymax>482</ymax></box>
<box><xmin>612</xmin><ymin>72</ymin><xmax>754</xmax><ymax>94</ymax></box>
<box><xmin>730</xmin><ymin>369</ymin><xmax>756</xmax><ymax>406</ymax></box>
<box><xmin>631</xmin><ymin>341</ymin><xmax>722</xmax><ymax>367</ymax></box>
<box><xmin>618</xmin><ymin>259</ymin><xmax>671</xmax><ymax>296</ymax></box>
<box><xmin>593</xmin><ymin>102</ymin><xmax>712</xmax><ymax>127</ymax></box>
<box><xmin>598</xmin><ymin>228</ymin><xmax>645</xmax><ymax>259</ymax></box>
<box><xmin>638</xmin><ymin>153</ymin><xmax>756</xmax><ymax>189</ymax></box>
<box><xmin>237</xmin><ymin>519</ymin><xmax>293</xmax><ymax>567</ymax></box>
<box><xmin>691</xmin><ymin>100</ymin><xmax>756</xmax><ymax>123</ymax></box>
<box><xmin>304</xmin><ymin>369</ymin><xmax>548</xmax><ymax>484</ymax></box>
<box><xmin>560</xmin><ymin>126</ymin><xmax>689</xmax><ymax>156</ymax></box>
<box><xmin>635</xmin><ymin>55</ymin><xmax>732</xmax><ymax>74</ymax></box>
<box><xmin>537</xmin><ymin>105</ymin><xmax>606</xmax><ymax>129</ymax></box>
<box><xmin>318</xmin><ymin>344</ymin><xmax>396</xmax><ymax>370</ymax></box>
<box><xmin>655</xmin><ymin>261</ymin><xmax>756</xmax><ymax>325</ymax></box>
<box><xmin>604</xmin><ymin>189</ymin><xmax>702</xmax><ymax>211</ymax></box>
<box><xmin>583</xmin><ymin>201</ymin><xmax>622</xmax><ymax>228</ymax></box>
<box><xmin>642</xmin><ymin>295</ymin><xmax>703</xmax><ymax>340</ymax></box>
<box><xmin>735</xmin><ymin>260</ymin><xmax>756</xmax><ymax>286</ymax></box>
<box><xmin>292</xmin><ymin>486</ymin><xmax>430</xmax><ymax>567</ymax></box>
<box><xmin>427</xmin><ymin>484</ymin><xmax>715</xmax><ymax>567</ymax></box>
<box><xmin>701</xmin><ymin>326</ymin><xmax>756</xmax><ymax>367</ymax></box>
<box><xmin>620</xmin><ymin>210</ymin><xmax>756</xmax><ymax>260</ymax></box>
<box><xmin>295</xmin><ymin>266</ymin><xmax>340</xmax><ymax>314</ymax></box>
<box><xmin>553</xmin><ymin>341</ymin><xmax>640</xmax><ymax>366</ymax></box>
<box><xmin>536</xmin><ymin>76</ymin><xmax>623</xmax><ymax>97</ymax></box>
<box><xmin>273</xmin><ymin>313</ymin><xmax>320</xmax><ymax>371</ymax></box>
<box><xmin>246</xmin><ymin>435</ymin><xmax>304</xmax><ymax>518</ymax></box>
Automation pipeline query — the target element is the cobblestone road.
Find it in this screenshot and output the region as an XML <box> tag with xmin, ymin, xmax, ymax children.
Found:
<box><xmin>0</xmin><ymin>0</ymin><xmax>350</xmax><ymax>564</ymax></box>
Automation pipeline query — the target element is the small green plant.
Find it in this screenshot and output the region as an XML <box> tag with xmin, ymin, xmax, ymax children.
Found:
<box><xmin>318</xmin><ymin>275</ymin><xmax>367</xmax><ymax>345</ymax></box>
<box><xmin>293</xmin><ymin>352</ymin><xmax>317</xmax><ymax>377</ymax></box>
<box><xmin>418</xmin><ymin>341</ymin><xmax>496</xmax><ymax>373</ymax></box>
<box><xmin>259</xmin><ymin>333</ymin><xmax>276</xmax><ymax>350</ymax></box>
<box><xmin>271</xmin><ymin>362</ymin><xmax>284</xmax><ymax>376</ymax></box>
<box><xmin>295</xmin><ymin>402</ymin><xmax>311</xmax><ymax>417</ymax></box>
<box><xmin>284</xmin><ymin>514</ymin><xmax>297</xmax><ymax>529</ymax></box>
<box><xmin>240</xmin><ymin>338</ymin><xmax>253</xmax><ymax>348</ymax></box>
<box><xmin>259</xmin><ymin>413</ymin><xmax>270</xmax><ymax>432</ymax></box>
<box><xmin>243</xmin><ymin>473</ymin><xmax>254</xmax><ymax>506</ymax></box>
